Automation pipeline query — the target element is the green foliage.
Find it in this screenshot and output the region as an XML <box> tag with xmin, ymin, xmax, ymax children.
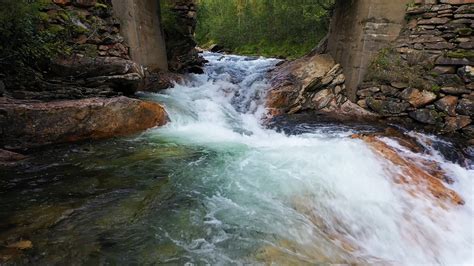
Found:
<box><xmin>0</xmin><ymin>0</ymin><xmax>58</xmax><ymax>70</ymax></box>
<box><xmin>195</xmin><ymin>0</ymin><xmax>334</xmax><ymax>59</ymax></box>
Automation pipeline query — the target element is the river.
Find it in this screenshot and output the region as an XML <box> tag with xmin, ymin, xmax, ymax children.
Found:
<box><xmin>0</xmin><ymin>53</ymin><xmax>473</xmax><ymax>265</ymax></box>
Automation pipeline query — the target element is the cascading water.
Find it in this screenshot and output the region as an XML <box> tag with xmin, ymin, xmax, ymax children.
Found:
<box><xmin>0</xmin><ymin>53</ymin><xmax>472</xmax><ymax>265</ymax></box>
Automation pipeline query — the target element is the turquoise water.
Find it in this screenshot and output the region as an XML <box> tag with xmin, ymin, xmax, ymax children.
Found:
<box><xmin>0</xmin><ymin>53</ymin><xmax>473</xmax><ymax>265</ymax></box>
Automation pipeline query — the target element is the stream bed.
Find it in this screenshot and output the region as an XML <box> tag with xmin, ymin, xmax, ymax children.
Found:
<box><xmin>1</xmin><ymin>53</ymin><xmax>473</xmax><ymax>265</ymax></box>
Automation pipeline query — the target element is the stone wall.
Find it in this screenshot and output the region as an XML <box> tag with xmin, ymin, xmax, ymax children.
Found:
<box><xmin>356</xmin><ymin>0</ymin><xmax>474</xmax><ymax>138</ymax></box>
<box><xmin>2</xmin><ymin>0</ymin><xmax>145</xmax><ymax>100</ymax></box>
<box><xmin>327</xmin><ymin>0</ymin><xmax>411</xmax><ymax>101</ymax></box>
<box><xmin>111</xmin><ymin>0</ymin><xmax>168</xmax><ymax>72</ymax></box>
<box><xmin>162</xmin><ymin>0</ymin><xmax>204</xmax><ymax>73</ymax></box>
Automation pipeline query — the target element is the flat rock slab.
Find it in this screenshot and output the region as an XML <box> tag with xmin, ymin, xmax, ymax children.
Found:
<box><xmin>0</xmin><ymin>97</ymin><xmax>167</xmax><ymax>149</ymax></box>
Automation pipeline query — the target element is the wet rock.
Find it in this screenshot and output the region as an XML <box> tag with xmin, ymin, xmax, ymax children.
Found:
<box><xmin>463</xmin><ymin>125</ymin><xmax>474</xmax><ymax>138</ymax></box>
<box><xmin>267</xmin><ymin>53</ymin><xmax>341</xmax><ymax>114</ymax></box>
<box><xmin>400</xmin><ymin>88</ymin><xmax>437</xmax><ymax>108</ymax></box>
<box><xmin>208</xmin><ymin>44</ymin><xmax>224</xmax><ymax>53</ymax></box>
<box><xmin>366</xmin><ymin>97</ymin><xmax>410</xmax><ymax>115</ymax></box>
<box><xmin>0</xmin><ymin>149</ymin><xmax>27</xmax><ymax>166</ymax></box>
<box><xmin>351</xmin><ymin>134</ymin><xmax>464</xmax><ymax>206</ymax></box>
<box><xmin>445</xmin><ymin>115</ymin><xmax>472</xmax><ymax>131</ymax></box>
<box><xmin>456</xmin><ymin>98</ymin><xmax>474</xmax><ymax>116</ymax></box>
<box><xmin>0</xmin><ymin>97</ymin><xmax>168</xmax><ymax>149</ymax></box>
<box><xmin>409</xmin><ymin>109</ymin><xmax>441</xmax><ymax>125</ymax></box>
<box><xmin>435</xmin><ymin>96</ymin><xmax>458</xmax><ymax>116</ymax></box>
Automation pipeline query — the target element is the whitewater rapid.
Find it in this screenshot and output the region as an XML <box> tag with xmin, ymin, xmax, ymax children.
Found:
<box><xmin>139</xmin><ymin>52</ymin><xmax>474</xmax><ymax>264</ymax></box>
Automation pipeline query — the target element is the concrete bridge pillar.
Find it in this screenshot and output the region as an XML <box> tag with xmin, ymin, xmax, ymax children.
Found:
<box><xmin>111</xmin><ymin>0</ymin><xmax>168</xmax><ymax>72</ymax></box>
<box><xmin>327</xmin><ymin>0</ymin><xmax>411</xmax><ymax>101</ymax></box>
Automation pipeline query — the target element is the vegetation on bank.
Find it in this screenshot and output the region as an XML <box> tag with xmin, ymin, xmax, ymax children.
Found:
<box><xmin>0</xmin><ymin>0</ymin><xmax>62</xmax><ymax>72</ymax></box>
<box><xmin>365</xmin><ymin>47</ymin><xmax>437</xmax><ymax>91</ymax></box>
<box><xmin>195</xmin><ymin>0</ymin><xmax>334</xmax><ymax>59</ymax></box>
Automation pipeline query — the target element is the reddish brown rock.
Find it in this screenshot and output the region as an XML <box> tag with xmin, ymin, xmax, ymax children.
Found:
<box><xmin>0</xmin><ymin>97</ymin><xmax>167</xmax><ymax>149</ymax></box>
<box><xmin>435</xmin><ymin>96</ymin><xmax>459</xmax><ymax>116</ymax></box>
<box><xmin>351</xmin><ymin>134</ymin><xmax>464</xmax><ymax>206</ymax></box>
<box><xmin>400</xmin><ymin>88</ymin><xmax>437</xmax><ymax>108</ymax></box>
<box><xmin>445</xmin><ymin>115</ymin><xmax>472</xmax><ymax>131</ymax></box>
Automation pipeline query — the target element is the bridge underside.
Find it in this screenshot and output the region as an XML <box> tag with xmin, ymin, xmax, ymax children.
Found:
<box><xmin>111</xmin><ymin>0</ymin><xmax>410</xmax><ymax>102</ymax></box>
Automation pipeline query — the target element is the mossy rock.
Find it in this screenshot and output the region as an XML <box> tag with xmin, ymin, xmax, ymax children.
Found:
<box><xmin>446</xmin><ymin>50</ymin><xmax>474</xmax><ymax>60</ymax></box>
<box><xmin>456</xmin><ymin>28</ymin><xmax>472</xmax><ymax>36</ymax></box>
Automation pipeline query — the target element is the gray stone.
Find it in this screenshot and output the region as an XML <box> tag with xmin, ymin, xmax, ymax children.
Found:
<box><xmin>418</xmin><ymin>17</ymin><xmax>450</xmax><ymax>25</ymax></box>
<box><xmin>311</xmin><ymin>89</ymin><xmax>334</xmax><ymax>110</ymax></box>
<box><xmin>441</xmin><ymin>86</ymin><xmax>471</xmax><ymax>95</ymax></box>
<box><xmin>433</xmin><ymin>66</ymin><xmax>456</xmax><ymax>74</ymax></box>
<box><xmin>436</xmin><ymin>56</ymin><xmax>472</xmax><ymax>65</ymax></box>
<box><xmin>391</xmin><ymin>82</ymin><xmax>409</xmax><ymax>89</ymax></box>
<box><xmin>366</xmin><ymin>97</ymin><xmax>410</xmax><ymax>115</ymax></box>
<box><xmin>409</xmin><ymin>109</ymin><xmax>440</xmax><ymax>125</ymax></box>
<box><xmin>457</xmin><ymin>98</ymin><xmax>474</xmax><ymax>116</ymax></box>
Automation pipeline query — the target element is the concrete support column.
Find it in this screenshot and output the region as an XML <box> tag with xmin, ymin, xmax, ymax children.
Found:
<box><xmin>327</xmin><ymin>0</ymin><xmax>410</xmax><ymax>101</ymax></box>
<box><xmin>111</xmin><ymin>0</ymin><xmax>168</xmax><ymax>71</ymax></box>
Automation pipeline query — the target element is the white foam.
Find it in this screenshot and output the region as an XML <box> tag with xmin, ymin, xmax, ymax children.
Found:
<box><xmin>140</xmin><ymin>52</ymin><xmax>474</xmax><ymax>264</ymax></box>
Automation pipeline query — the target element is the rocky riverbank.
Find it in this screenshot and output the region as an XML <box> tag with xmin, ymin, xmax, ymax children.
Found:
<box><xmin>0</xmin><ymin>0</ymin><xmax>173</xmax><ymax>157</ymax></box>
<box><xmin>267</xmin><ymin>0</ymin><xmax>474</xmax><ymax>146</ymax></box>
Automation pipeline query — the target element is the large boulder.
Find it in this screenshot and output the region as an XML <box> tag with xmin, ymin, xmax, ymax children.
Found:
<box><xmin>51</xmin><ymin>55</ymin><xmax>145</xmax><ymax>95</ymax></box>
<box><xmin>0</xmin><ymin>97</ymin><xmax>167</xmax><ymax>149</ymax></box>
<box><xmin>266</xmin><ymin>53</ymin><xmax>371</xmax><ymax>119</ymax></box>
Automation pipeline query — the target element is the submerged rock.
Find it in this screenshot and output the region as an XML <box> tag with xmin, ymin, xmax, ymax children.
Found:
<box><xmin>351</xmin><ymin>133</ymin><xmax>464</xmax><ymax>206</ymax></box>
<box><xmin>0</xmin><ymin>97</ymin><xmax>167</xmax><ymax>149</ymax></box>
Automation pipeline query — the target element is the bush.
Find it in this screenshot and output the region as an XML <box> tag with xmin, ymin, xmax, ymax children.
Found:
<box><xmin>0</xmin><ymin>0</ymin><xmax>65</xmax><ymax>72</ymax></box>
<box><xmin>195</xmin><ymin>0</ymin><xmax>334</xmax><ymax>59</ymax></box>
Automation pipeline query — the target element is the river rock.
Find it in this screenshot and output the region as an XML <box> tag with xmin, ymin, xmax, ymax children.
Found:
<box><xmin>456</xmin><ymin>98</ymin><xmax>474</xmax><ymax>116</ymax></box>
<box><xmin>0</xmin><ymin>149</ymin><xmax>27</xmax><ymax>166</ymax></box>
<box><xmin>400</xmin><ymin>88</ymin><xmax>437</xmax><ymax>108</ymax></box>
<box><xmin>435</xmin><ymin>96</ymin><xmax>458</xmax><ymax>116</ymax></box>
<box><xmin>409</xmin><ymin>109</ymin><xmax>440</xmax><ymax>125</ymax></box>
<box><xmin>0</xmin><ymin>97</ymin><xmax>167</xmax><ymax>149</ymax></box>
<box><xmin>445</xmin><ymin>115</ymin><xmax>472</xmax><ymax>131</ymax></box>
<box><xmin>267</xmin><ymin>53</ymin><xmax>338</xmax><ymax>113</ymax></box>
<box><xmin>366</xmin><ymin>97</ymin><xmax>410</xmax><ymax>115</ymax></box>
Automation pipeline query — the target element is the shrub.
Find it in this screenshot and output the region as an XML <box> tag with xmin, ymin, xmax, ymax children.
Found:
<box><xmin>0</xmin><ymin>0</ymin><xmax>65</xmax><ymax>72</ymax></box>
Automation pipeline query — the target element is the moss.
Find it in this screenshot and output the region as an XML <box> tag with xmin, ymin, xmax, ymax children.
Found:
<box><xmin>77</xmin><ymin>44</ymin><xmax>98</xmax><ymax>57</ymax></box>
<box><xmin>456</xmin><ymin>28</ymin><xmax>472</xmax><ymax>36</ymax></box>
<box><xmin>46</xmin><ymin>24</ymin><xmax>66</xmax><ymax>35</ymax></box>
<box><xmin>365</xmin><ymin>47</ymin><xmax>435</xmax><ymax>90</ymax></box>
<box><xmin>430</xmin><ymin>85</ymin><xmax>441</xmax><ymax>92</ymax></box>
<box><xmin>446</xmin><ymin>50</ymin><xmax>474</xmax><ymax>59</ymax></box>
<box><xmin>94</xmin><ymin>3</ymin><xmax>108</xmax><ymax>9</ymax></box>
